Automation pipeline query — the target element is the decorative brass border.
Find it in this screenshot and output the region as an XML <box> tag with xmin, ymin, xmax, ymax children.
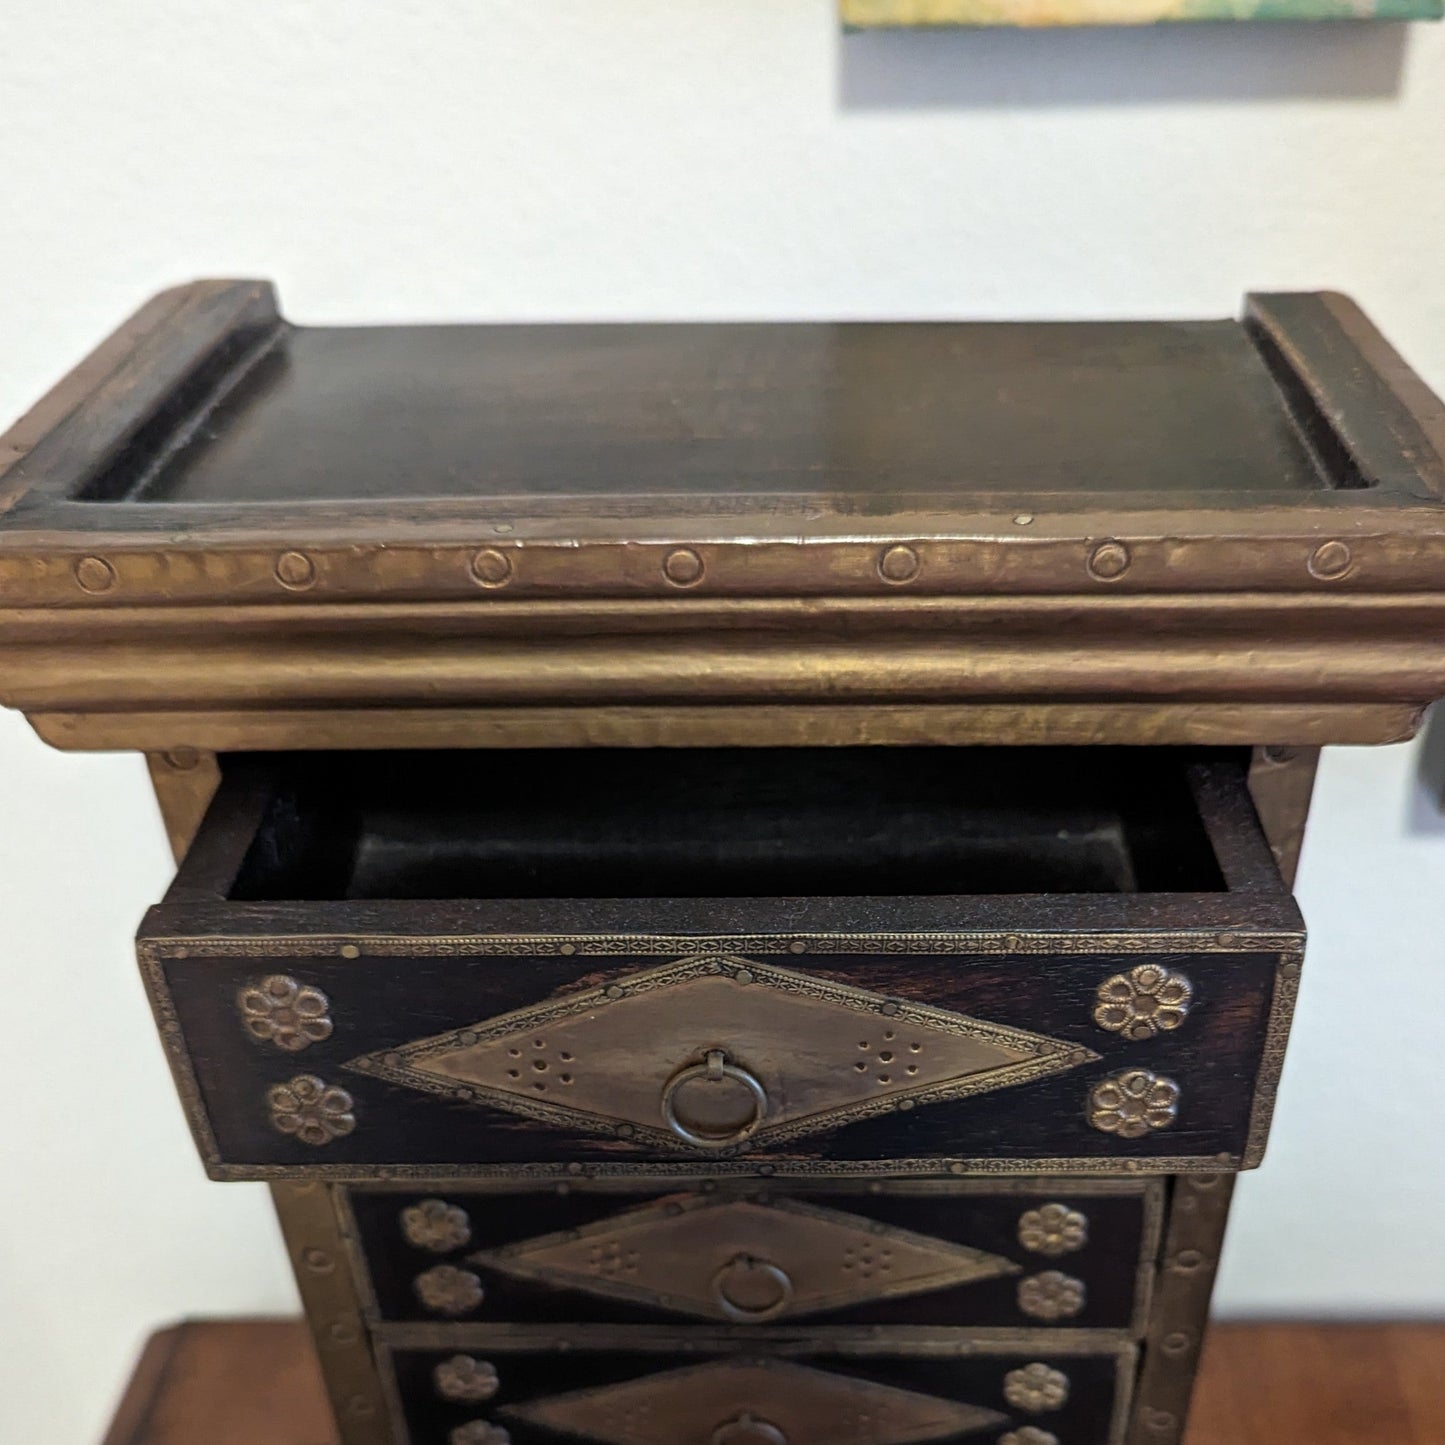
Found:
<box><xmin>1241</xmin><ymin>950</ymin><xmax>1304</xmax><ymax>1169</ymax></box>
<box><xmin>269</xmin><ymin>1182</ymin><xmax>392</xmax><ymax>1445</ymax></box>
<box><xmin>135</xmin><ymin>932</ymin><xmax>1301</xmax><ymax>1181</ymax></box>
<box><xmin>141</xmin><ymin>928</ymin><xmax>1304</xmax><ymax>958</ymax></box>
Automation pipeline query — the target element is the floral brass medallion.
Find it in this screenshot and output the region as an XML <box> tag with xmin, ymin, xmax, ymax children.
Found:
<box><xmin>435</xmin><ymin>1356</ymin><xmax>500</xmax><ymax>1403</ymax></box>
<box><xmin>1088</xmin><ymin>1069</ymin><xmax>1181</xmax><ymax>1139</ymax></box>
<box><xmin>506</xmin><ymin>1358</ymin><xmax>1006</xmax><ymax>1445</ymax></box>
<box><xmin>1017</xmin><ymin>1270</ymin><xmax>1086</xmax><ymax>1322</ymax></box>
<box><xmin>1018</xmin><ymin>1203</ymin><xmax>1088</xmax><ymax>1258</ymax></box>
<box><xmin>415</xmin><ymin>1265</ymin><xmax>485</xmax><ymax>1316</ymax></box>
<box><xmin>266</xmin><ymin>1075</ymin><xmax>355</xmax><ymax>1146</ymax></box>
<box><xmin>402</xmin><ymin>1198</ymin><xmax>472</xmax><ymax>1253</ymax></box>
<box><xmin>1094</xmin><ymin>965</ymin><xmax>1193</xmax><ymax>1041</ymax></box>
<box><xmin>347</xmin><ymin>955</ymin><xmax>1096</xmax><ymax>1153</ymax></box>
<box><xmin>1003</xmin><ymin>1364</ymin><xmax>1070</xmax><ymax>1414</ymax></box>
<box><xmin>470</xmin><ymin>1193</ymin><xmax>1018</xmax><ymax>1322</ymax></box>
<box><xmin>239</xmin><ymin>975</ymin><xmax>333</xmax><ymax>1052</ymax></box>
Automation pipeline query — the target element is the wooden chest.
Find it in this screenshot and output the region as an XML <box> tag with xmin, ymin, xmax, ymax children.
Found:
<box><xmin>4</xmin><ymin>281</ymin><xmax>1445</xmax><ymax>1445</ymax></box>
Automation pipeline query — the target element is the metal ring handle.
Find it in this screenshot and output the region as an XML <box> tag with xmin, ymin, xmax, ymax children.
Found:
<box><xmin>711</xmin><ymin>1254</ymin><xmax>795</xmax><ymax>1322</ymax></box>
<box><xmin>660</xmin><ymin>1049</ymin><xmax>768</xmax><ymax>1150</ymax></box>
<box><xmin>711</xmin><ymin>1416</ymin><xmax>787</xmax><ymax>1445</ymax></box>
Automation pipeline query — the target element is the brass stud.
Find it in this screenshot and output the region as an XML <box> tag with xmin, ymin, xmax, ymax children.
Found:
<box><xmin>1309</xmin><ymin>539</ymin><xmax>1352</xmax><ymax>580</ymax></box>
<box><xmin>275</xmin><ymin>551</ymin><xmax>316</xmax><ymax>589</ymax></box>
<box><xmin>301</xmin><ymin>1247</ymin><xmax>335</xmax><ymax>1274</ymax></box>
<box><xmin>339</xmin><ymin>944</ymin><xmax>360</xmax><ymax>960</ymax></box>
<box><xmin>878</xmin><ymin>544</ymin><xmax>921</xmax><ymax>584</ymax></box>
<box><xmin>470</xmin><ymin>548</ymin><xmax>513</xmax><ymax>588</ymax></box>
<box><xmin>663</xmin><ymin>547</ymin><xmax>705</xmax><ymax>586</ymax></box>
<box><xmin>74</xmin><ymin>555</ymin><xmax>117</xmax><ymax>593</ymax></box>
<box><xmin>1087</xmin><ymin>540</ymin><xmax>1131</xmax><ymax>580</ymax></box>
<box><xmin>1161</xmin><ymin>1331</ymin><xmax>1194</xmax><ymax>1356</ymax></box>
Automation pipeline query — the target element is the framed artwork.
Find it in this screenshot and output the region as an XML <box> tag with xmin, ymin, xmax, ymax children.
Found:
<box><xmin>842</xmin><ymin>0</ymin><xmax>1441</xmax><ymax>23</ymax></box>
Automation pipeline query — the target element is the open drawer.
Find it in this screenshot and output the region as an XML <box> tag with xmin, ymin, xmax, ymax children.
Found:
<box><xmin>137</xmin><ymin>747</ymin><xmax>1304</xmax><ymax>1180</ymax></box>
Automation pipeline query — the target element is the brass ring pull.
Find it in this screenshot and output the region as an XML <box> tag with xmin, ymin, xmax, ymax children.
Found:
<box><xmin>711</xmin><ymin>1254</ymin><xmax>795</xmax><ymax>1322</ymax></box>
<box><xmin>660</xmin><ymin>1049</ymin><xmax>768</xmax><ymax>1150</ymax></box>
<box><xmin>711</xmin><ymin>1415</ymin><xmax>788</xmax><ymax>1445</ymax></box>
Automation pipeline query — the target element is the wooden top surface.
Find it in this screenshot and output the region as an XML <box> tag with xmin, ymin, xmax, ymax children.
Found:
<box><xmin>101</xmin><ymin>1319</ymin><xmax>1445</xmax><ymax>1445</ymax></box>
<box><xmin>98</xmin><ymin>319</ymin><xmax>1330</xmax><ymax>508</ymax></box>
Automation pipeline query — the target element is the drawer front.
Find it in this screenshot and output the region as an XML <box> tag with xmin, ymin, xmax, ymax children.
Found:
<box><xmin>380</xmin><ymin>1339</ymin><xmax>1134</xmax><ymax>1445</ymax></box>
<box><xmin>346</xmin><ymin>1181</ymin><xmax>1161</xmax><ymax>1331</ymax></box>
<box><xmin>141</xmin><ymin>930</ymin><xmax>1301</xmax><ymax>1178</ymax></box>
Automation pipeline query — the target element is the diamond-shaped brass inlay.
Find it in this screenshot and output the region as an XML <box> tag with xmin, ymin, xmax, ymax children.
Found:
<box><xmin>506</xmin><ymin>1358</ymin><xmax>1006</xmax><ymax>1445</ymax></box>
<box><xmin>347</xmin><ymin>955</ymin><xmax>1096</xmax><ymax>1152</ymax></box>
<box><xmin>471</xmin><ymin>1193</ymin><xmax>1020</xmax><ymax>1322</ymax></box>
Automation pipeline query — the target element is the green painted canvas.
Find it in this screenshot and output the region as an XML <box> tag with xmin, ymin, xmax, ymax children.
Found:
<box><xmin>843</xmin><ymin>0</ymin><xmax>1440</xmax><ymax>23</ymax></box>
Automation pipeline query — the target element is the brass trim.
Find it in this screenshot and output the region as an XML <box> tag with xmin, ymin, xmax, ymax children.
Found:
<box><xmin>141</xmin><ymin>929</ymin><xmax>1303</xmax><ymax>959</ymax></box>
<box><xmin>1241</xmin><ymin>950</ymin><xmax>1303</xmax><ymax>1170</ymax></box>
<box><xmin>1126</xmin><ymin>1176</ymin><xmax>1236</xmax><ymax>1445</ymax></box>
<box><xmin>269</xmin><ymin>1182</ymin><xmax>392</xmax><ymax>1445</ymax></box>
<box><xmin>1246</xmin><ymin>746</ymin><xmax>1321</xmax><ymax>890</ymax></box>
<box><xmin>145</xmin><ymin>748</ymin><xmax>220</xmax><ymax>862</ymax></box>
<box><xmin>375</xmin><ymin>1323</ymin><xmax>1139</xmax><ymax>1355</ymax></box>
<box><xmin>344</xmin><ymin>1175</ymin><xmax>1162</xmax><ymax>1199</ymax></box>
<box><xmin>40</xmin><ymin>701</ymin><xmax>1424</xmax><ymax>752</ymax></box>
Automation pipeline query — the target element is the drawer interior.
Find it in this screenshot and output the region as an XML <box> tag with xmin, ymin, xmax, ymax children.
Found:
<box><xmin>226</xmin><ymin>746</ymin><xmax>1236</xmax><ymax>902</ymax></box>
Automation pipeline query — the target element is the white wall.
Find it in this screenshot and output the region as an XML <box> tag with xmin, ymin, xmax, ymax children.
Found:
<box><xmin>2</xmin><ymin>5</ymin><xmax>1444</xmax><ymax>1441</ymax></box>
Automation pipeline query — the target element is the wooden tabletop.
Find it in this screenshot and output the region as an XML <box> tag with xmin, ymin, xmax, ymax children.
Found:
<box><xmin>101</xmin><ymin>1318</ymin><xmax>1445</xmax><ymax>1445</ymax></box>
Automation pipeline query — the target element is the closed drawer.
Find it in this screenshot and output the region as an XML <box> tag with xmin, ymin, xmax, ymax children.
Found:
<box><xmin>345</xmin><ymin>1180</ymin><xmax>1161</xmax><ymax>1332</ymax></box>
<box><xmin>137</xmin><ymin>747</ymin><xmax>1304</xmax><ymax>1179</ymax></box>
<box><xmin>378</xmin><ymin>1335</ymin><xmax>1135</xmax><ymax>1445</ymax></box>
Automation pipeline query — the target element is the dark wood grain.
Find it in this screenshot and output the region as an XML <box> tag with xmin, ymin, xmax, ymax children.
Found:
<box><xmin>101</xmin><ymin>1320</ymin><xmax>1445</xmax><ymax>1445</ymax></box>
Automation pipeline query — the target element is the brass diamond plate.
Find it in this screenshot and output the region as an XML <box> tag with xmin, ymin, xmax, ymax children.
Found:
<box><xmin>347</xmin><ymin>955</ymin><xmax>1095</xmax><ymax>1152</ymax></box>
<box><xmin>471</xmin><ymin>1193</ymin><xmax>1020</xmax><ymax>1322</ymax></box>
<box><xmin>506</xmin><ymin>1358</ymin><xmax>1006</xmax><ymax>1445</ymax></box>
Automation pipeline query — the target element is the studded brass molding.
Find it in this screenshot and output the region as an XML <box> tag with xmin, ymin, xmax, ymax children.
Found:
<box><xmin>402</xmin><ymin>1199</ymin><xmax>472</xmax><ymax>1253</ymax></box>
<box><xmin>449</xmin><ymin>1424</ymin><xmax>510</xmax><ymax>1445</ymax></box>
<box><xmin>1018</xmin><ymin>1271</ymin><xmax>1087</xmax><ymax>1322</ymax></box>
<box><xmin>266</xmin><ymin>1075</ymin><xmax>356</xmax><ymax>1146</ymax></box>
<box><xmin>435</xmin><ymin>1356</ymin><xmax>500</xmax><ymax>1403</ymax></box>
<box><xmin>1018</xmin><ymin>1204</ymin><xmax>1088</xmax><ymax>1258</ymax></box>
<box><xmin>1088</xmin><ymin>1071</ymin><xmax>1181</xmax><ymax>1140</ymax></box>
<box><xmin>414</xmin><ymin>1265</ymin><xmax>485</xmax><ymax>1316</ymax></box>
<box><xmin>506</xmin><ymin>1358</ymin><xmax>1007</xmax><ymax>1445</ymax></box>
<box><xmin>1003</xmin><ymin>1363</ymin><xmax>1071</xmax><ymax>1414</ymax></box>
<box><xmin>347</xmin><ymin>955</ymin><xmax>1096</xmax><ymax>1153</ymax></box>
<box><xmin>1094</xmin><ymin>966</ymin><xmax>1193</xmax><ymax>1041</ymax></box>
<box><xmin>239</xmin><ymin>975</ymin><xmax>333</xmax><ymax>1052</ymax></box>
<box><xmin>469</xmin><ymin>1193</ymin><xmax>1019</xmax><ymax>1323</ymax></box>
